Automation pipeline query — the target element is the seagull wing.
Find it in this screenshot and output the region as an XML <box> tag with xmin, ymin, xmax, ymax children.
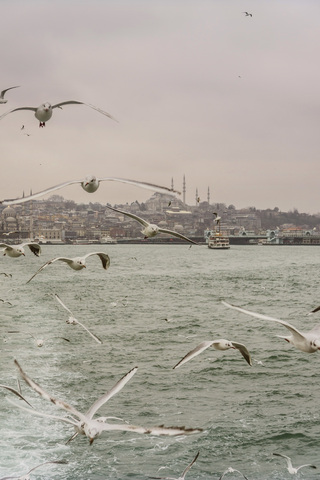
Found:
<box><xmin>296</xmin><ymin>464</ymin><xmax>317</xmax><ymax>471</ymax></box>
<box><xmin>273</xmin><ymin>453</ymin><xmax>293</xmax><ymax>469</ymax></box>
<box><xmin>0</xmin><ymin>243</ymin><xmax>10</xmax><ymax>249</ymax></box>
<box><xmin>98</xmin><ymin>423</ymin><xmax>202</xmax><ymax>436</ymax></box>
<box><xmin>21</xmin><ymin>243</ymin><xmax>41</xmax><ymax>257</ymax></box>
<box><xmin>180</xmin><ymin>452</ymin><xmax>200</xmax><ymax>478</ymax></box>
<box><xmin>26</xmin><ymin>258</ymin><xmax>58</xmax><ymax>284</ymax></box>
<box><xmin>222</xmin><ymin>301</ymin><xmax>305</xmax><ymax>340</ymax></box>
<box><xmin>73</xmin><ymin>319</ymin><xmax>103</xmax><ymax>344</ymax></box>
<box><xmin>158</xmin><ymin>228</ymin><xmax>199</xmax><ymax>245</ymax></box>
<box><xmin>98</xmin><ymin>177</ymin><xmax>180</xmax><ymax>195</ymax></box>
<box><xmin>173</xmin><ymin>341</ymin><xmax>215</xmax><ymax>369</ymax></box>
<box><xmin>54</xmin><ymin>293</ymin><xmax>74</xmax><ymax>317</ymax></box>
<box><xmin>14</xmin><ymin>360</ymin><xmax>85</xmax><ymax>421</ymax></box>
<box><xmin>1</xmin><ymin>180</ymin><xmax>81</xmax><ymax>205</ymax></box>
<box><xmin>0</xmin><ymin>86</ymin><xmax>20</xmax><ymax>98</ymax></box>
<box><xmin>6</xmin><ymin>397</ymin><xmax>78</xmax><ymax>426</ymax></box>
<box><xmin>229</xmin><ymin>341</ymin><xmax>252</xmax><ymax>366</ymax></box>
<box><xmin>86</xmin><ymin>366</ymin><xmax>138</xmax><ymax>419</ymax></box>
<box><xmin>83</xmin><ymin>252</ymin><xmax>110</xmax><ymax>270</ymax></box>
<box><xmin>51</xmin><ymin>101</ymin><xmax>118</xmax><ymax>122</ymax></box>
<box><xmin>0</xmin><ymin>106</ymin><xmax>37</xmax><ymax>121</ymax></box>
<box><xmin>26</xmin><ymin>461</ymin><xmax>68</xmax><ymax>476</ymax></box>
<box><xmin>307</xmin><ymin>305</ymin><xmax>320</xmax><ymax>315</ymax></box>
<box><xmin>0</xmin><ymin>384</ymin><xmax>33</xmax><ymax>408</ymax></box>
<box><xmin>106</xmin><ymin>206</ymin><xmax>149</xmax><ymax>227</ymax></box>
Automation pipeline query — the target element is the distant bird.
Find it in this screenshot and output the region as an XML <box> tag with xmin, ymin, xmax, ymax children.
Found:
<box><xmin>243</xmin><ymin>11</ymin><xmax>252</xmax><ymax>16</ymax></box>
<box><xmin>2</xmin><ymin>230</ymin><xmax>19</xmax><ymax>236</ymax></box>
<box><xmin>0</xmin><ymin>242</ymin><xmax>41</xmax><ymax>258</ymax></box>
<box><xmin>219</xmin><ymin>467</ymin><xmax>249</xmax><ymax>480</ymax></box>
<box><xmin>0</xmin><ymin>272</ymin><xmax>12</xmax><ymax>277</ymax></box>
<box><xmin>0</xmin><ymin>175</ymin><xmax>180</xmax><ymax>206</ymax></box>
<box><xmin>106</xmin><ymin>205</ymin><xmax>198</xmax><ymax>245</ymax></box>
<box><xmin>0</xmin><ymin>100</ymin><xmax>117</xmax><ymax>127</ymax></box>
<box><xmin>222</xmin><ymin>301</ymin><xmax>320</xmax><ymax>353</ymax></box>
<box><xmin>173</xmin><ymin>339</ymin><xmax>252</xmax><ymax>369</ymax></box>
<box><xmin>273</xmin><ymin>453</ymin><xmax>317</xmax><ymax>474</ymax></box>
<box><xmin>54</xmin><ymin>293</ymin><xmax>102</xmax><ymax>344</ymax></box>
<box><xmin>8</xmin><ymin>330</ymin><xmax>70</xmax><ymax>347</ymax></box>
<box><xmin>0</xmin><ymin>383</ymin><xmax>33</xmax><ymax>408</ymax></box>
<box><xmin>0</xmin><ymin>460</ymin><xmax>68</xmax><ymax>480</ymax></box>
<box><xmin>26</xmin><ymin>252</ymin><xmax>110</xmax><ymax>283</ymax></box>
<box><xmin>0</xmin><ymin>86</ymin><xmax>20</xmax><ymax>104</ymax></box>
<box><xmin>149</xmin><ymin>451</ymin><xmax>199</xmax><ymax>480</ymax></box>
<box><xmin>0</xmin><ymin>299</ymin><xmax>12</xmax><ymax>306</ymax></box>
<box><xmin>12</xmin><ymin>360</ymin><xmax>202</xmax><ymax>445</ymax></box>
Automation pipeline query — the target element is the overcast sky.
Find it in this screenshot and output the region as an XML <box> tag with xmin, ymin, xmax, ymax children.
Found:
<box><xmin>1</xmin><ymin>0</ymin><xmax>320</xmax><ymax>213</ymax></box>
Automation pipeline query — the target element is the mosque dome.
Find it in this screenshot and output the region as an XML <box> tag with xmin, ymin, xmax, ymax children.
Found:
<box><xmin>2</xmin><ymin>206</ymin><xmax>17</xmax><ymax>218</ymax></box>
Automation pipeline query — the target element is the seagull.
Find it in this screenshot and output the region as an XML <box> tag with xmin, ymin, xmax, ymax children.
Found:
<box><xmin>54</xmin><ymin>293</ymin><xmax>102</xmax><ymax>344</ymax></box>
<box><xmin>273</xmin><ymin>453</ymin><xmax>317</xmax><ymax>474</ymax></box>
<box><xmin>26</xmin><ymin>251</ymin><xmax>110</xmax><ymax>283</ymax></box>
<box><xmin>0</xmin><ymin>175</ymin><xmax>180</xmax><ymax>206</ymax></box>
<box><xmin>243</xmin><ymin>11</ymin><xmax>252</xmax><ymax>16</ymax></box>
<box><xmin>0</xmin><ymin>460</ymin><xmax>68</xmax><ymax>480</ymax></box>
<box><xmin>0</xmin><ymin>272</ymin><xmax>12</xmax><ymax>277</ymax></box>
<box><xmin>149</xmin><ymin>452</ymin><xmax>200</xmax><ymax>480</ymax></box>
<box><xmin>2</xmin><ymin>231</ymin><xmax>19</xmax><ymax>236</ymax></box>
<box><xmin>173</xmin><ymin>339</ymin><xmax>252</xmax><ymax>369</ymax></box>
<box><xmin>0</xmin><ymin>100</ymin><xmax>117</xmax><ymax>127</ymax></box>
<box><xmin>213</xmin><ymin>212</ymin><xmax>221</xmax><ymax>223</ymax></box>
<box><xmin>0</xmin><ymin>299</ymin><xmax>12</xmax><ymax>306</ymax></box>
<box><xmin>219</xmin><ymin>467</ymin><xmax>249</xmax><ymax>480</ymax></box>
<box><xmin>0</xmin><ymin>383</ymin><xmax>33</xmax><ymax>408</ymax></box>
<box><xmin>12</xmin><ymin>360</ymin><xmax>202</xmax><ymax>445</ymax></box>
<box><xmin>8</xmin><ymin>330</ymin><xmax>70</xmax><ymax>347</ymax></box>
<box><xmin>0</xmin><ymin>242</ymin><xmax>41</xmax><ymax>258</ymax></box>
<box><xmin>106</xmin><ymin>205</ymin><xmax>198</xmax><ymax>245</ymax></box>
<box><xmin>222</xmin><ymin>301</ymin><xmax>320</xmax><ymax>353</ymax></box>
<box><xmin>0</xmin><ymin>86</ymin><xmax>20</xmax><ymax>104</ymax></box>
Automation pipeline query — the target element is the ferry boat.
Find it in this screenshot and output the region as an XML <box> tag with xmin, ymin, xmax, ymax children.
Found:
<box><xmin>208</xmin><ymin>232</ymin><xmax>230</xmax><ymax>249</ymax></box>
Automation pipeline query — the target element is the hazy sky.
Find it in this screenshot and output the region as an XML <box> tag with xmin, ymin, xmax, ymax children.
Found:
<box><xmin>1</xmin><ymin>0</ymin><xmax>320</xmax><ymax>213</ymax></box>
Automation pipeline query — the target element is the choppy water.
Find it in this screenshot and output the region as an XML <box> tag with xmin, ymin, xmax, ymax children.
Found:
<box><xmin>0</xmin><ymin>244</ymin><xmax>319</xmax><ymax>479</ymax></box>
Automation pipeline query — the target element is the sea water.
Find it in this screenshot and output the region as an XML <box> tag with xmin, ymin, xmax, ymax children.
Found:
<box><xmin>0</xmin><ymin>244</ymin><xmax>319</xmax><ymax>479</ymax></box>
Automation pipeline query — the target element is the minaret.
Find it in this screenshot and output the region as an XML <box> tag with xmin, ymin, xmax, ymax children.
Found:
<box><xmin>207</xmin><ymin>186</ymin><xmax>210</xmax><ymax>204</ymax></box>
<box><xmin>171</xmin><ymin>177</ymin><xmax>174</xmax><ymax>191</ymax></box>
<box><xmin>196</xmin><ymin>188</ymin><xmax>199</xmax><ymax>205</ymax></box>
<box><xmin>183</xmin><ymin>175</ymin><xmax>186</xmax><ymax>204</ymax></box>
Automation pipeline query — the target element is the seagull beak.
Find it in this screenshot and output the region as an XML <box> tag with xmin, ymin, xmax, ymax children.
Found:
<box><xmin>89</xmin><ymin>438</ymin><xmax>94</xmax><ymax>445</ymax></box>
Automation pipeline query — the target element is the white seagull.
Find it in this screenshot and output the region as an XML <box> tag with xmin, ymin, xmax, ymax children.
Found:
<box><xmin>0</xmin><ymin>100</ymin><xmax>117</xmax><ymax>127</ymax></box>
<box><xmin>106</xmin><ymin>205</ymin><xmax>198</xmax><ymax>245</ymax></box>
<box><xmin>0</xmin><ymin>86</ymin><xmax>20</xmax><ymax>104</ymax></box>
<box><xmin>8</xmin><ymin>330</ymin><xmax>70</xmax><ymax>347</ymax></box>
<box><xmin>219</xmin><ymin>467</ymin><xmax>249</xmax><ymax>480</ymax></box>
<box><xmin>273</xmin><ymin>453</ymin><xmax>317</xmax><ymax>474</ymax></box>
<box><xmin>12</xmin><ymin>360</ymin><xmax>202</xmax><ymax>445</ymax></box>
<box><xmin>26</xmin><ymin>252</ymin><xmax>110</xmax><ymax>283</ymax></box>
<box><xmin>0</xmin><ymin>242</ymin><xmax>41</xmax><ymax>258</ymax></box>
<box><xmin>0</xmin><ymin>175</ymin><xmax>180</xmax><ymax>206</ymax></box>
<box><xmin>0</xmin><ymin>460</ymin><xmax>68</xmax><ymax>480</ymax></box>
<box><xmin>222</xmin><ymin>301</ymin><xmax>320</xmax><ymax>353</ymax></box>
<box><xmin>54</xmin><ymin>293</ymin><xmax>102</xmax><ymax>344</ymax></box>
<box><xmin>173</xmin><ymin>339</ymin><xmax>252</xmax><ymax>369</ymax></box>
<box><xmin>213</xmin><ymin>212</ymin><xmax>221</xmax><ymax>223</ymax></box>
<box><xmin>149</xmin><ymin>452</ymin><xmax>200</xmax><ymax>480</ymax></box>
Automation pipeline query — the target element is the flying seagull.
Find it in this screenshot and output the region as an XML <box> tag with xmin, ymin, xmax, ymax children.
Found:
<box><xmin>0</xmin><ymin>175</ymin><xmax>180</xmax><ymax>206</ymax></box>
<box><xmin>173</xmin><ymin>339</ymin><xmax>252</xmax><ymax>369</ymax></box>
<box><xmin>0</xmin><ymin>460</ymin><xmax>68</xmax><ymax>480</ymax></box>
<box><xmin>219</xmin><ymin>467</ymin><xmax>249</xmax><ymax>480</ymax></box>
<box><xmin>0</xmin><ymin>86</ymin><xmax>20</xmax><ymax>104</ymax></box>
<box><xmin>106</xmin><ymin>205</ymin><xmax>198</xmax><ymax>245</ymax></box>
<box><xmin>213</xmin><ymin>212</ymin><xmax>221</xmax><ymax>224</ymax></box>
<box><xmin>12</xmin><ymin>360</ymin><xmax>203</xmax><ymax>445</ymax></box>
<box><xmin>8</xmin><ymin>330</ymin><xmax>70</xmax><ymax>347</ymax></box>
<box><xmin>222</xmin><ymin>301</ymin><xmax>320</xmax><ymax>353</ymax></box>
<box><xmin>0</xmin><ymin>100</ymin><xmax>117</xmax><ymax>127</ymax></box>
<box><xmin>243</xmin><ymin>11</ymin><xmax>252</xmax><ymax>16</ymax></box>
<box><xmin>0</xmin><ymin>242</ymin><xmax>41</xmax><ymax>258</ymax></box>
<box><xmin>54</xmin><ymin>293</ymin><xmax>102</xmax><ymax>344</ymax></box>
<box><xmin>26</xmin><ymin>252</ymin><xmax>110</xmax><ymax>283</ymax></box>
<box><xmin>273</xmin><ymin>453</ymin><xmax>316</xmax><ymax>474</ymax></box>
<box><xmin>149</xmin><ymin>452</ymin><xmax>200</xmax><ymax>480</ymax></box>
